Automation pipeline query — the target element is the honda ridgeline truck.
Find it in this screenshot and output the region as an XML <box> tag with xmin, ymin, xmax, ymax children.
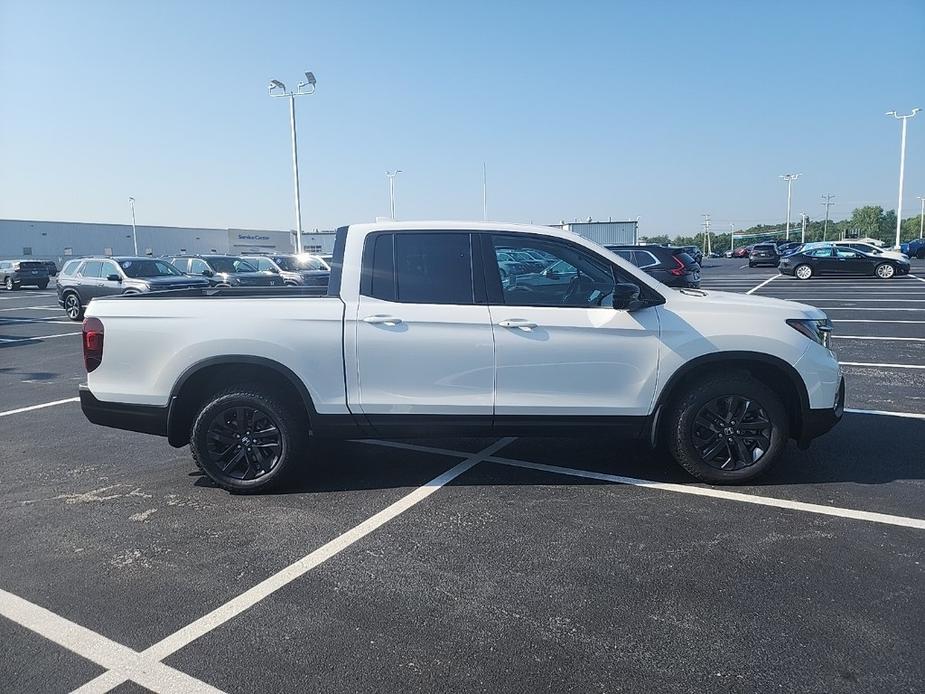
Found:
<box><xmin>79</xmin><ymin>221</ymin><xmax>844</xmax><ymax>492</ymax></box>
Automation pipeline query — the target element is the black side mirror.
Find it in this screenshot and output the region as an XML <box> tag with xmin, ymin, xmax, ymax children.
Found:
<box><xmin>202</xmin><ymin>269</ymin><xmax>213</xmax><ymax>277</ymax></box>
<box><xmin>106</xmin><ymin>273</ymin><xmax>121</xmax><ymax>282</ymax></box>
<box><xmin>612</xmin><ymin>282</ymin><xmax>641</xmax><ymax>310</ymax></box>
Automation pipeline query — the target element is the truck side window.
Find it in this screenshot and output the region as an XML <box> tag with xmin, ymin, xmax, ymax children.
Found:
<box><xmin>363</xmin><ymin>232</ymin><xmax>474</xmax><ymax>305</ymax></box>
<box><xmin>488</xmin><ymin>234</ymin><xmax>617</xmax><ymax>308</ymax></box>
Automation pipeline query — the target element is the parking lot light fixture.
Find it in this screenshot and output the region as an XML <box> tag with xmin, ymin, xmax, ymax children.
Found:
<box><xmin>386</xmin><ymin>170</ymin><xmax>403</xmax><ymax>220</ymax></box>
<box><xmin>128</xmin><ymin>197</ymin><xmax>138</xmax><ymax>255</ymax></box>
<box><xmin>886</xmin><ymin>109</ymin><xmax>920</xmax><ymax>249</ymax></box>
<box><xmin>779</xmin><ymin>173</ymin><xmax>801</xmax><ymax>241</ymax></box>
<box><xmin>269</xmin><ymin>71</ymin><xmax>318</xmax><ymax>254</ymax></box>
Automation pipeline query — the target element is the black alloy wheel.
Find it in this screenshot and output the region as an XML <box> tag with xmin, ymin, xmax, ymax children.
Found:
<box><xmin>205</xmin><ymin>406</ymin><xmax>283</xmax><ymax>481</ymax></box>
<box><xmin>64</xmin><ymin>293</ymin><xmax>83</xmax><ymax>320</ymax></box>
<box><xmin>692</xmin><ymin>395</ymin><xmax>772</xmax><ymax>471</ymax></box>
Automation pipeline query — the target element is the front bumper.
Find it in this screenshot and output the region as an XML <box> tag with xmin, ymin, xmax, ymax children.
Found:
<box><xmin>799</xmin><ymin>377</ymin><xmax>844</xmax><ymax>445</ymax></box>
<box><xmin>79</xmin><ymin>385</ymin><xmax>168</xmax><ymax>437</ymax></box>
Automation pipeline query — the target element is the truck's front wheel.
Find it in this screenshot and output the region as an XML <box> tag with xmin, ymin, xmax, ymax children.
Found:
<box><xmin>190</xmin><ymin>385</ymin><xmax>307</xmax><ymax>493</ymax></box>
<box><xmin>664</xmin><ymin>374</ymin><xmax>789</xmax><ymax>484</ymax></box>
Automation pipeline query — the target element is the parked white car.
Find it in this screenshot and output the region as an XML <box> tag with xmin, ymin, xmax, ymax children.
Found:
<box><xmin>79</xmin><ymin>221</ymin><xmax>844</xmax><ymax>492</ymax></box>
<box><xmin>831</xmin><ymin>240</ymin><xmax>909</xmax><ymax>261</ymax></box>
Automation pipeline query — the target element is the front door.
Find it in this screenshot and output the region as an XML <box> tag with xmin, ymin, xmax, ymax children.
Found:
<box><xmin>484</xmin><ymin>233</ymin><xmax>661</xmax><ymax>420</ymax></box>
<box><xmin>352</xmin><ymin>231</ymin><xmax>495</xmax><ymax>432</ymax></box>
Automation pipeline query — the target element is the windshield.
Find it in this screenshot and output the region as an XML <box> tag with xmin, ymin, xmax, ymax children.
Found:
<box><xmin>273</xmin><ymin>255</ymin><xmax>326</xmax><ymax>271</ymax></box>
<box><xmin>119</xmin><ymin>259</ymin><xmax>183</xmax><ymax>277</ymax></box>
<box><xmin>209</xmin><ymin>258</ymin><xmax>257</xmax><ymax>273</ymax></box>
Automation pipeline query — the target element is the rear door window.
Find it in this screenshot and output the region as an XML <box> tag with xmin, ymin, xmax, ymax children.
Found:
<box><xmin>79</xmin><ymin>260</ymin><xmax>103</xmax><ymax>278</ymax></box>
<box><xmin>363</xmin><ymin>232</ymin><xmax>474</xmax><ymax>305</ymax></box>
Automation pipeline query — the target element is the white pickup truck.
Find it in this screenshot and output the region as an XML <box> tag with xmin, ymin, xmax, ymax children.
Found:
<box><xmin>79</xmin><ymin>221</ymin><xmax>844</xmax><ymax>492</ymax></box>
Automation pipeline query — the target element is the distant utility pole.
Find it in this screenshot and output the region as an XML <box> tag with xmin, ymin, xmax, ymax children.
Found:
<box><xmin>482</xmin><ymin>162</ymin><xmax>488</xmax><ymax>221</ymax></box>
<box><xmin>886</xmin><ymin>109</ymin><xmax>920</xmax><ymax>248</ymax></box>
<box><xmin>800</xmin><ymin>212</ymin><xmax>807</xmax><ymax>244</ymax></box>
<box><xmin>268</xmin><ymin>71</ymin><xmax>317</xmax><ymax>255</ymax></box>
<box><xmin>820</xmin><ymin>194</ymin><xmax>836</xmax><ymax>241</ymax></box>
<box><xmin>917</xmin><ymin>195</ymin><xmax>925</xmax><ymax>239</ymax></box>
<box><xmin>386</xmin><ymin>170</ymin><xmax>403</xmax><ymax>220</ymax></box>
<box><xmin>779</xmin><ymin>173</ymin><xmax>802</xmax><ymax>241</ymax></box>
<box><xmin>128</xmin><ymin>197</ymin><xmax>138</xmax><ymax>255</ymax></box>
<box><xmin>701</xmin><ymin>214</ymin><xmax>711</xmax><ymax>256</ymax></box>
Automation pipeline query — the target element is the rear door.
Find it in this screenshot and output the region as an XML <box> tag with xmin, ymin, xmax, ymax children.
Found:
<box><xmin>484</xmin><ymin>233</ymin><xmax>660</xmax><ymax>419</ymax></box>
<box><xmin>352</xmin><ymin>231</ymin><xmax>495</xmax><ymax>429</ymax></box>
<box><xmin>833</xmin><ymin>246</ymin><xmax>870</xmax><ymax>275</ymax></box>
<box><xmin>76</xmin><ymin>260</ymin><xmax>104</xmax><ymax>299</ymax></box>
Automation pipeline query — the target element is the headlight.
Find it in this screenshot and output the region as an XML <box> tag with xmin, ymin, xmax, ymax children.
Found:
<box><xmin>787</xmin><ymin>318</ymin><xmax>832</xmax><ymax>349</ymax></box>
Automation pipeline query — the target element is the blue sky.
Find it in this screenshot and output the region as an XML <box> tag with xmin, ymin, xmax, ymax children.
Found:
<box><xmin>1</xmin><ymin>0</ymin><xmax>923</xmax><ymax>237</ymax></box>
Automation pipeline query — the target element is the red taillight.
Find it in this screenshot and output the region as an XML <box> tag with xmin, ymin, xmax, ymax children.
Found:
<box><xmin>82</xmin><ymin>317</ymin><xmax>104</xmax><ymax>372</ymax></box>
<box><xmin>670</xmin><ymin>255</ymin><xmax>686</xmax><ymax>276</ymax></box>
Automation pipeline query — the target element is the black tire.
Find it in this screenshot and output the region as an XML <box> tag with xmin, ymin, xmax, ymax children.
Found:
<box><xmin>6</xmin><ymin>277</ymin><xmax>18</xmax><ymax>291</ymax></box>
<box><xmin>63</xmin><ymin>292</ymin><xmax>84</xmax><ymax>321</ymax></box>
<box><xmin>190</xmin><ymin>384</ymin><xmax>308</xmax><ymax>493</ymax></box>
<box><xmin>663</xmin><ymin>374</ymin><xmax>789</xmax><ymax>484</ymax></box>
<box><xmin>916</xmin><ymin>249</ymin><xmax>925</xmax><ymax>260</ymax></box>
<box><xmin>748</xmin><ymin>262</ymin><xmax>755</xmax><ymax>268</ymax></box>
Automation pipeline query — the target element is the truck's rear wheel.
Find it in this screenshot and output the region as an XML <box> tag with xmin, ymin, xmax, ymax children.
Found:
<box><xmin>190</xmin><ymin>385</ymin><xmax>307</xmax><ymax>493</ymax></box>
<box><xmin>664</xmin><ymin>374</ymin><xmax>789</xmax><ymax>484</ymax></box>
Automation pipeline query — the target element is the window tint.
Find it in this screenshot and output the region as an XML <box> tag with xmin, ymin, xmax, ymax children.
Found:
<box><xmin>79</xmin><ymin>260</ymin><xmax>103</xmax><ymax>278</ymax></box>
<box><xmin>366</xmin><ymin>233</ymin><xmax>396</xmax><ymax>301</ymax></box>
<box><xmin>835</xmin><ymin>248</ymin><xmax>861</xmax><ymax>258</ymax></box>
<box><xmin>489</xmin><ymin>234</ymin><xmax>616</xmax><ymax>308</ymax></box>
<box><xmin>635</xmin><ymin>250</ymin><xmax>659</xmax><ymax>267</ymax></box>
<box><xmin>394</xmin><ymin>233</ymin><xmax>472</xmax><ymax>304</ymax></box>
<box><xmin>806</xmin><ymin>248</ymin><xmax>833</xmax><ymax>257</ymax></box>
<box><xmin>189</xmin><ymin>259</ymin><xmax>210</xmax><ymax>274</ymax></box>
<box><xmin>613</xmin><ymin>249</ymin><xmax>636</xmax><ymax>265</ymax></box>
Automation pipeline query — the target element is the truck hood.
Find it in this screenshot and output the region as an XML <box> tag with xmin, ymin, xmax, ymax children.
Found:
<box><xmin>668</xmin><ymin>288</ymin><xmax>827</xmax><ymax>320</ymax></box>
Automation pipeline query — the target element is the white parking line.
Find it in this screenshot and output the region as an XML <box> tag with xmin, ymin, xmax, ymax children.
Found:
<box><xmin>833</xmin><ymin>335</ymin><xmax>925</xmax><ymax>341</ymax></box>
<box><xmin>484</xmin><ymin>456</ymin><xmax>925</xmax><ymax>530</ymax></box>
<box><xmin>0</xmin><ymin>589</ymin><xmax>224</xmax><ymax>693</ymax></box>
<box><xmin>0</xmin><ymin>397</ymin><xmax>79</xmax><ymax>417</ymax></box>
<box><xmin>0</xmin><ymin>305</ymin><xmax>59</xmax><ymax>312</ymax></box>
<box><xmin>817</xmin><ymin>307</ymin><xmax>925</xmax><ymax>311</ymax></box>
<box><xmin>909</xmin><ymin>274</ymin><xmax>925</xmax><ymax>283</ymax></box>
<box><xmin>846</xmin><ymin>407</ymin><xmax>925</xmax><ymax>420</ymax></box>
<box><xmin>840</xmin><ymin>361</ymin><xmax>925</xmax><ymax>370</ymax></box>
<box><xmin>73</xmin><ymin>437</ymin><xmax>517</xmax><ymax>693</ymax></box>
<box><xmin>0</xmin><ymin>331</ymin><xmax>81</xmax><ymax>343</ymax></box>
<box><xmin>0</xmin><ymin>316</ymin><xmax>74</xmax><ymax>325</ymax></box>
<box><xmin>745</xmin><ymin>275</ymin><xmax>779</xmax><ymax>295</ymax></box>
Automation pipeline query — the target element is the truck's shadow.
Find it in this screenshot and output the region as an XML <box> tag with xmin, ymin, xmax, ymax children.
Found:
<box><xmin>191</xmin><ymin>413</ymin><xmax>923</xmax><ymax>493</ymax></box>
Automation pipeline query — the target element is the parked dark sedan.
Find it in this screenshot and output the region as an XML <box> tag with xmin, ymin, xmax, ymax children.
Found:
<box><xmin>778</xmin><ymin>245</ymin><xmax>910</xmax><ymax>280</ymax></box>
<box><xmin>0</xmin><ymin>259</ymin><xmax>50</xmax><ymax>290</ymax></box>
<box><xmin>605</xmin><ymin>245</ymin><xmax>701</xmax><ymax>288</ymax></box>
<box><xmin>56</xmin><ymin>256</ymin><xmax>211</xmax><ymax>320</ymax></box>
<box><xmin>168</xmin><ymin>255</ymin><xmax>285</xmax><ymax>288</ymax></box>
<box><xmin>748</xmin><ymin>242</ymin><xmax>780</xmax><ymax>267</ymax></box>
<box><xmin>242</xmin><ymin>254</ymin><xmax>330</xmax><ymax>287</ymax></box>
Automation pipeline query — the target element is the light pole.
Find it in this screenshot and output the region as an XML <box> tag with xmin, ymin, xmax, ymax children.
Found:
<box><xmin>482</xmin><ymin>162</ymin><xmax>488</xmax><ymax>221</ymax></box>
<box><xmin>886</xmin><ymin>109</ymin><xmax>920</xmax><ymax>249</ymax></box>
<box><xmin>779</xmin><ymin>173</ymin><xmax>801</xmax><ymax>241</ymax></box>
<box><xmin>128</xmin><ymin>197</ymin><xmax>138</xmax><ymax>255</ymax></box>
<box><xmin>800</xmin><ymin>212</ymin><xmax>807</xmax><ymax>244</ymax></box>
<box><xmin>917</xmin><ymin>195</ymin><xmax>925</xmax><ymax>240</ymax></box>
<box><xmin>729</xmin><ymin>224</ymin><xmax>735</xmax><ymax>256</ymax></box>
<box><xmin>269</xmin><ymin>72</ymin><xmax>317</xmax><ymax>254</ymax></box>
<box><xmin>386</xmin><ymin>170</ymin><xmax>403</xmax><ymax>220</ymax></box>
<box><xmin>821</xmin><ymin>194</ymin><xmax>836</xmax><ymax>242</ymax></box>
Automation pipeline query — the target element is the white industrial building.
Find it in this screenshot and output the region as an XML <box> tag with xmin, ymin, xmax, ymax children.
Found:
<box><xmin>553</xmin><ymin>220</ymin><xmax>638</xmax><ymax>246</ymax></box>
<box><xmin>0</xmin><ymin>219</ymin><xmax>338</xmax><ymax>262</ymax></box>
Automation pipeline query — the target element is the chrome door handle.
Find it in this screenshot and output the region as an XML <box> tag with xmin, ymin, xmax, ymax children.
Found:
<box><xmin>363</xmin><ymin>314</ymin><xmax>403</xmax><ymax>326</ymax></box>
<box><xmin>498</xmin><ymin>319</ymin><xmax>538</xmax><ymax>330</ymax></box>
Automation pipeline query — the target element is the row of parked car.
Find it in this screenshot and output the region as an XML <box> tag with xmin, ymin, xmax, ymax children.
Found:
<box><xmin>52</xmin><ymin>253</ymin><xmax>332</xmax><ymax>320</ymax></box>
<box><xmin>0</xmin><ymin>259</ymin><xmax>58</xmax><ymax>290</ymax></box>
<box><xmin>739</xmin><ymin>240</ymin><xmax>912</xmax><ymax>279</ymax></box>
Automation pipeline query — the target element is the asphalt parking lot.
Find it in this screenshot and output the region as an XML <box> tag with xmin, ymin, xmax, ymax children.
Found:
<box><xmin>1</xmin><ymin>266</ymin><xmax>923</xmax><ymax>694</ymax></box>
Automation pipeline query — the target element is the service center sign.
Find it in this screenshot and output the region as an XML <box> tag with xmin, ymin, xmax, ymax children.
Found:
<box><xmin>228</xmin><ymin>229</ymin><xmax>287</xmax><ymax>251</ymax></box>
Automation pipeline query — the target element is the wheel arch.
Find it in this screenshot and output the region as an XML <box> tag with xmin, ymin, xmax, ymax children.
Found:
<box><xmin>166</xmin><ymin>355</ymin><xmax>317</xmax><ymax>447</ymax></box>
<box><xmin>651</xmin><ymin>351</ymin><xmax>810</xmax><ymax>445</ymax></box>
